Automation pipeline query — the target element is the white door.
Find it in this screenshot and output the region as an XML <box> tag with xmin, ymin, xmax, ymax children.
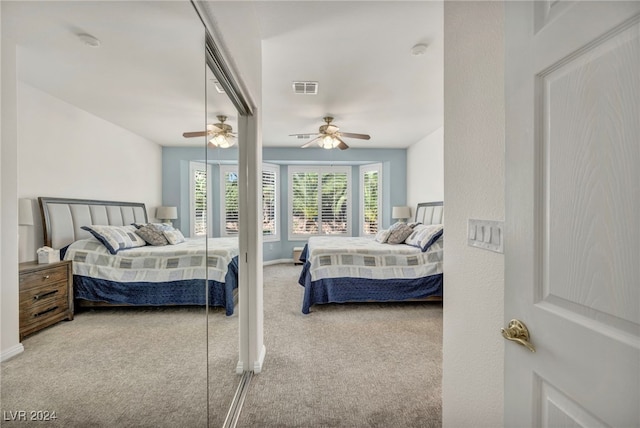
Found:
<box><xmin>505</xmin><ymin>2</ymin><xmax>639</xmax><ymax>427</ymax></box>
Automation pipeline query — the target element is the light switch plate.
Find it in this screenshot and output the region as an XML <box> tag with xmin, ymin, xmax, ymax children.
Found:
<box><xmin>468</xmin><ymin>219</ymin><xmax>504</xmax><ymax>253</ymax></box>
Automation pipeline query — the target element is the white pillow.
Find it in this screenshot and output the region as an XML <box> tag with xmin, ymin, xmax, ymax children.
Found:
<box><xmin>374</xmin><ymin>229</ymin><xmax>391</xmax><ymax>243</ymax></box>
<box><xmin>163</xmin><ymin>229</ymin><xmax>185</xmax><ymax>245</ymax></box>
<box><xmin>404</xmin><ymin>224</ymin><xmax>443</xmax><ymax>251</ymax></box>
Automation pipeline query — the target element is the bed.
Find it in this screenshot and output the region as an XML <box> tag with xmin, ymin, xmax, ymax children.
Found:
<box><xmin>298</xmin><ymin>202</ymin><xmax>443</xmax><ymax>314</ymax></box>
<box><xmin>39</xmin><ymin>197</ymin><xmax>239</xmax><ymax>315</ymax></box>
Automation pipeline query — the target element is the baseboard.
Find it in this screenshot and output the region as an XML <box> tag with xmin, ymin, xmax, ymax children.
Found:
<box><xmin>1</xmin><ymin>343</ymin><xmax>24</xmax><ymax>362</ymax></box>
<box><xmin>263</xmin><ymin>258</ymin><xmax>293</xmax><ymax>266</ymax></box>
<box><xmin>236</xmin><ymin>345</ymin><xmax>266</xmax><ymax>374</ymax></box>
<box><xmin>253</xmin><ymin>345</ymin><xmax>266</xmax><ymax>374</ymax></box>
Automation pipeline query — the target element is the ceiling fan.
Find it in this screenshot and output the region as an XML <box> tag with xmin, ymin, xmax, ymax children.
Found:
<box><xmin>289</xmin><ymin>116</ymin><xmax>371</xmax><ymax>150</ymax></box>
<box><xmin>182</xmin><ymin>115</ymin><xmax>236</xmax><ymax>148</ymax></box>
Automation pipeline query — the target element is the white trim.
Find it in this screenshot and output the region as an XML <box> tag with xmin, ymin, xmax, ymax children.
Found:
<box><xmin>287</xmin><ymin>165</ymin><xmax>352</xmax><ymax>240</ymax></box>
<box><xmin>252</xmin><ymin>345</ymin><xmax>267</xmax><ymax>374</ymax></box>
<box><xmin>359</xmin><ymin>163</ymin><xmax>382</xmax><ymax>236</ymax></box>
<box><xmin>1</xmin><ymin>343</ymin><xmax>24</xmax><ymax>362</ymax></box>
<box><xmin>189</xmin><ymin>161</ymin><xmax>212</xmax><ymax>238</ymax></box>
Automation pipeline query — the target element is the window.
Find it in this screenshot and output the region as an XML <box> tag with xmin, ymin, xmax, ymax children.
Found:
<box><xmin>220</xmin><ymin>165</ymin><xmax>239</xmax><ymax>236</ymax></box>
<box><xmin>189</xmin><ymin>162</ymin><xmax>211</xmax><ymax>237</ymax></box>
<box><xmin>288</xmin><ymin>166</ymin><xmax>351</xmax><ymax>239</ymax></box>
<box><xmin>360</xmin><ymin>163</ymin><xmax>382</xmax><ymax>236</ymax></box>
<box><xmin>220</xmin><ymin>164</ymin><xmax>280</xmax><ymax>240</ymax></box>
<box><xmin>262</xmin><ymin>164</ymin><xmax>279</xmax><ymax>241</ymax></box>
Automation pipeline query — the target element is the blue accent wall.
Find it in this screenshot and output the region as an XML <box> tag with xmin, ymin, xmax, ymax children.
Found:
<box><xmin>162</xmin><ymin>147</ymin><xmax>406</xmax><ymax>261</ymax></box>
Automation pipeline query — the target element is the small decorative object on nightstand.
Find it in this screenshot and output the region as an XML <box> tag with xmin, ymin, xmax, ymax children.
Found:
<box><xmin>19</xmin><ymin>260</ymin><xmax>73</xmax><ymax>340</ymax></box>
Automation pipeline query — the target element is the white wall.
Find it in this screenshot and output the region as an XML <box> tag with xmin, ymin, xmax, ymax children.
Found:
<box><xmin>17</xmin><ymin>82</ymin><xmax>163</xmax><ymax>262</ymax></box>
<box><xmin>1</xmin><ymin>23</ymin><xmax>24</xmax><ymax>361</ymax></box>
<box><xmin>407</xmin><ymin>126</ymin><xmax>444</xmax><ymax>210</ymax></box>
<box><xmin>442</xmin><ymin>2</ymin><xmax>505</xmax><ymax>427</ymax></box>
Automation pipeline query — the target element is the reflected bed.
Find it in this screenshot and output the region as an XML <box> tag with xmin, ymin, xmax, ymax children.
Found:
<box><xmin>39</xmin><ymin>197</ymin><xmax>239</xmax><ymax>315</ymax></box>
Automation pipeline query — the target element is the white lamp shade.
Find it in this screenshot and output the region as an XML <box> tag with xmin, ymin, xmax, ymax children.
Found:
<box><xmin>392</xmin><ymin>206</ymin><xmax>411</xmax><ymax>220</ymax></box>
<box><xmin>156</xmin><ymin>206</ymin><xmax>177</xmax><ymax>221</ymax></box>
<box><xmin>19</xmin><ymin>198</ymin><xmax>34</xmax><ymax>226</ymax></box>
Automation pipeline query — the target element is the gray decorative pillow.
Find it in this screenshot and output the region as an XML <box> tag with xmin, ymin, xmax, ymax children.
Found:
<box><xmin>163</xmin><ymin>229</ymin><xmax>185</xmax><ymax>245</ymax></box>
<box><xmin>136</xmin><ymin>224</ymin><xmax>168</xmax><ymax>246</ymax></box>
<box><xmin>386</xmin><ymin>223</ymin><xmax>414</xmax><ymax>244</ymax></box>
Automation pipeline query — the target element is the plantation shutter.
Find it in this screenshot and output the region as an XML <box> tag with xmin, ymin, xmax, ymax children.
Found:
<box><xmin>362</xmin><ymin>167</ymin><xmax>380</xmax><ymax>235</ymax></box>
<box><xmin>291</xmin><ymin>171</ymin><xmax>319</xmax><ymax>235</ymax></box>
<box><xmin>193</xmin><ymin>167</ymin><xmax>208</xmax><ymax>236</ymax></box>
<box><xmin>262</xmin><ymin>167</ymin><xmax>277</xmax><ymax>237</ymax></box>
<box><xmin>224</xmin><ymin>170</ymin><xmax>239</xmax><ymax>235</ymax></box>
<box><xmin>321</xmin><ymin>172</ymin><xmax>348</xmax><ymax>234</ymax></box>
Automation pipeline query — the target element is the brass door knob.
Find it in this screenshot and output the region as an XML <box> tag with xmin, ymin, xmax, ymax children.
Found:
<box><xmin>501</xmin><ymin>319</ymin><xmax>535</xmax><ymax>352</ymax></box>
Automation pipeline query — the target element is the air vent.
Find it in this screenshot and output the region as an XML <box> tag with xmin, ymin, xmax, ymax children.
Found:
<box><xmin>292</xmin><ymin>81</ymin><xmax>318</xmax><ymax>95</ymax></box>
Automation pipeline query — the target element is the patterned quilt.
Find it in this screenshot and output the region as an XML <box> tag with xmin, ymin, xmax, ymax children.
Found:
<box><xmin>306</xmin><ymin>236</ymin><xmax>443</xmax><ymax>281</ymax></box>
<box><xmin>64</xmin><ymin>237</ymin><xmax>239</xmax><ymax>284</ymax></box>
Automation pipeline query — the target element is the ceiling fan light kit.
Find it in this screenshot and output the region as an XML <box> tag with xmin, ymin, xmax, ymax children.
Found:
<box><xmin>290</xmin><ymin>116</ymin><xmax>370</xmax><ymax>151</ymax></box>
<box><xmin>183</xmin><ymin>115</ymin><xmax>236</xmax><ymax>148</ymax></box>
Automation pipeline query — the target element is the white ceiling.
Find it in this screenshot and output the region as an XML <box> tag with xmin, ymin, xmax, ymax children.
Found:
<box><xmin>4</xmin><ymin>1</ymin><xmax>443</xmax><ymax>150</ymax></box>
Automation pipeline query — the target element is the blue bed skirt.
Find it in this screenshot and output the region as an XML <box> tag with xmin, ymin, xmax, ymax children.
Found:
<box><xmin>74</xmin><ymin>256</ymin><xmax>239</xmax><ymax>316</ymax></box>
<box><xmin>298</xmin><ymin>246</ymin><xmax>442</xmax><ymax>314</ymax></box>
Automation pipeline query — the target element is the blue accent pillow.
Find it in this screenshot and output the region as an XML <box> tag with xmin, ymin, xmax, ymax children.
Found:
<box><xmin>404</xmin><ymin>224</ymin><xmax>444</xmax><ymax>251</ymax></box>
<box><xmin>81</xmin><ymin>225</ymin><xmax>147</xmax><ymax>254</ymax></box>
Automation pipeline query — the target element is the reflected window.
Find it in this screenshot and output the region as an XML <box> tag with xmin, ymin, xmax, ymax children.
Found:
<box><xmin>220</xmin><ymin>164</ymin><xmax>279</xmax><ymax>239</ymax></box>
<box><xmin>190</xmin><ymin>162</ymin><xmax>211</xmax><ymax>237</ymax></box>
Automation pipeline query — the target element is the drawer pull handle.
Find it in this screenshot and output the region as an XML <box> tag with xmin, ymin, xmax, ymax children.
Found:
<box><xmin>43</xmin><ymin>275</ymin><xmax>50</xmax><ymax>279</ymax></box>
<box><xmin>33</xmin><ymin>290</ymin><xmax>59</xmax><ymax>301</ymax></box>
<box><xmin>33</xmin><ymin>306</ymin><xmax>58</xmax><ymax>318</ymax></box>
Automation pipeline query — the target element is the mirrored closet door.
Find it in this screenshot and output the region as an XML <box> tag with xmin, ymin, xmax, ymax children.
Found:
<box><xmin>1</xmin><ymin>1</ymin><xmax>240</xmax><ymax>426</ymax></box>
<box><xmin>204</xmin><ymin>65</ymin><xmax>242</xmax><ymax>426</ymax></box>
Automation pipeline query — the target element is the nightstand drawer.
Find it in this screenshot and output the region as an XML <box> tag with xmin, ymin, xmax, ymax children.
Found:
<box><xmin>19</xmin><ymin>265</ymin><xmax>68</xmax><ymax>290</ymax></box>
<box><xmin>20</xmin><ymin>279</ymin><xmax>68</xmax><ymax>310</ymax></box>
<box><xmin>20</xmin><ymin>299</ymin><xmax>69</xmax><ymax>329</ymax></box>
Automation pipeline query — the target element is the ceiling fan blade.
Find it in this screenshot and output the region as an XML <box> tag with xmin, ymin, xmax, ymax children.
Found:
<box><xmin>336</xmin><ymin>137</ymin><xmax>349</xmax><ymax>150</ymax></box>
<box><xmin>301</xmin><ymin>136</ymin><xmax>322</xmax><ymax>148</ymax></box>
<box><xmin>183</xmin><ymin>131</ymin><xmax>208</xmax><ymax>138</ymax></box>
<box><xmin>340</xmin><ymin>132</ymin><xmax>370</xmax><ymax>140</ymax></box>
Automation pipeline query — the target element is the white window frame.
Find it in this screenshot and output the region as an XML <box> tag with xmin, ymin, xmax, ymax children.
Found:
<box><xmin>288</xmin><ymin>165</ymin><xmax>352</xmax><ymax>240</ymax></box>
<box><xmin>262</xmin><ymin>163</ymin><xmax>280</xmax><ymax>242</ymax></box>
<box><xmin>189</xmin><ymin>161</ymin><xmax>212</xmax><ymax>237</ymax></box>
<box><xmin>359</xmin><ymin>163</ymin><xmax>382</xmax><ymax>236</ymax></box>
<box><xmin>220</xmin><ymin>163</ymin><xmax>280</xmax><ymax>241</ymax></box>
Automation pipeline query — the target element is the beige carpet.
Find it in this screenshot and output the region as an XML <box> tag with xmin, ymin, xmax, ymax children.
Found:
<box><xmin>238</xmin><ymin>264</ymin><xmax>443</xmax><ymax>428</ymax></box>
<box><xmin>0</xmin><ymin>264</ymin><xmax>442</xmax><ymax>427</ymax></box>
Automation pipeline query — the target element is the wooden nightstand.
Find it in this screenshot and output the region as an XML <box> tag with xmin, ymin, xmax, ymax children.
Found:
<box><xmin>19</xmin><ymin>260</ymin><xmax>74</xmax><ymax>340</ymax></box>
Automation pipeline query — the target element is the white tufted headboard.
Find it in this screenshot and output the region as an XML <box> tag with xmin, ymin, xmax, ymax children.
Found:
<box><xmin>414</xmin><ymin>201</ymin><xmax>444</xmax><ymax>225</ymax></box>
<box><xmin>39</xmin><ymin>197</ymin><xmax>148</xmax><ymax>249</ymax></box>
